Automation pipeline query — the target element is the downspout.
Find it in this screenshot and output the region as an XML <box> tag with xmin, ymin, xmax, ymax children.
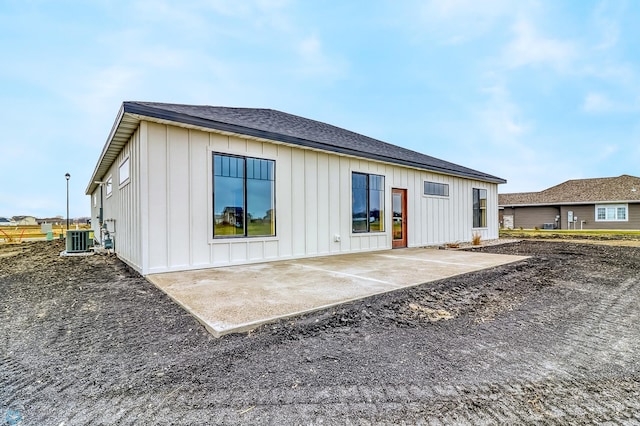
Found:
<box><xmin>93</xmin><ymin>181</ymin><xmax>105</xmax><ymax>243</ymax></box>
<box><xmin>99</xmin><ymin>183</ymin><xmax>104</xmax><ymax>226</ymax></box>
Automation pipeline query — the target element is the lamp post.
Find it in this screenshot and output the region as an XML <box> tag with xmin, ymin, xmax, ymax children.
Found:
<box><xmin>65</xmin><ymin>173</ymin><xmax>70</xmax><ymax>230</ymax></box>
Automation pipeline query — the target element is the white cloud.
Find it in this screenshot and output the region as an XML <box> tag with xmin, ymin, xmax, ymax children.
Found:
<box><xmin>503</xmin><ymin>19</ymin><xmax>577</xmax><ymax>71</ymax></box>
<box><xmin>293</xmin><ymin>34</ymin><xmax>347</xmax><ymax>79</ymax></box>
<box><xmin>583</xmin><ymin>92</ymin><xmax>614</xmax><ymax>113</ymax></box>
<box><xmin>582</xmin><ymin>91</ymin><xmax>640</xmax><ymax>114</ymax></box>
<box><xmin>594</xmin><ymin>18</ymin><xmax>619</xmax><ymax>50</ymax></box>
<box><xmin>583</xmin><ymin>63</ymin><xmax>634</xmax><ymax>84</ymax></box>
<box><xmin>414</xmin><ymin>0</ymin><xmax>528</xmax><ymax>44</ymax></box>
<box><xmin>70</xmin><ymin>66</ymin><xmax>139</xmax><ymax>114</ymax></box>
<box><xmin>206</xmin><ymin>0</ymin><xmax>289</xmax><ymax>17</ymax></box>
<box><xmin>593</xmin><ymin>0</ymin><xmax>622</xmax><ymax>50</ymax></box>
<box><xmin>478</xmin><ymin>84</ymin><xmax>530</xmax><ymax>145</ymax></box>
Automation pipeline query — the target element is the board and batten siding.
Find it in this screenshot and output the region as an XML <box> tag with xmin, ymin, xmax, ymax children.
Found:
<box><xmin>90</xmin><ymin>128</ymin><xmax>143</xmax><ymax>271</ymax></box>
<box><xmin>99</xmin><ymin>121</ymin><xmax>499</xmax><ymax>274</ymax></box>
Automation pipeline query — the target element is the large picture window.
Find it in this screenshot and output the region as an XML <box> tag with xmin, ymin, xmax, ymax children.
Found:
<box><xmin>352</xmin><ymin>172</ymin><xmax>385</xmax><ymax>233</ymax></box>
<box><xmin>473</xmin><ymin>188</ymin><xmax>487</xmax><ymax>228</ymax></box>
<box><xmin>595</xmin><ymin>204</ymin><xmax>627</xmax><ymax>222</ymax></box>
<box><xmin>213</xmin><ymin>154</ymin><xmax>275</xmax><ymax>238</ymax></box>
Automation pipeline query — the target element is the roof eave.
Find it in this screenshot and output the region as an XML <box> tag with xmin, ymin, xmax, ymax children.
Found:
<box><xmin>86</xmin><ymin>102</ymin><xmax>506</xmax><ymax>194</ymax></box>
<box><xmin>122</xmin><ymin>102</ymin><xmax>506</xmax><ymax>184</ymax></box>
<box><xmin>86</xmin><ymin>104</ymin><xmax>127</xmax><ymax>195</ymax></box>
<box><xmin>500</xmin><ymin>200</ymin><xmax>640</xmax><ymax>207</ymax></box>
<box><xmin>86</xmin><ymin>106</ymin><xmax>147</xmax><ymax>195</ymax></box>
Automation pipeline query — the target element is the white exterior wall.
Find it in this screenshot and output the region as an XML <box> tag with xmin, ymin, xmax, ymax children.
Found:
<box><xmin>92</xmin><ymin>120</ymin><xmax>500</xmax><ymax>275</ymax></box>
<box><xmin>134</xmin><ymin>122</ymin><xmax>499</xmax><ymax>274</ymax></box>
<box><xmin>90</xmin><ymin>128</ymin><xmax>143</xmax><ymax>271</ymax></box>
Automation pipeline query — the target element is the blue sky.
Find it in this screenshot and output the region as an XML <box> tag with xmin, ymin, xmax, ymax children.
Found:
<box><xmin>1</xmin><ymin>0</ymin><xmax>639</xmax><ymax>218</ymax></box>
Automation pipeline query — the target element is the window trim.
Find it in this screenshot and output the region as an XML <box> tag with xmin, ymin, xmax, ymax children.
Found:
<box><xmin>105</xmin><ymin>175</ymin><xmax>113</xmax><ymax>198</ymax></box>
<box><xmin>595</xmin><ymin>204</ymin><xmax>628</xmax><ymax>222</ymax></box>
<box><xmin>211</xmin><ymin>152</ymin><xmax>276</xmax><ymax>240</ymax></box>
<box><xmin>423</xmin><ymin>181</ymin><xmax>449</xmax><ymax>197</ymax></box>
<box><xmin>118</xmin><ymin>156</ymin><xmax>130</xmax><ymax>188</ymax></box>
<box><xmin>351</xmin><ymin>171</ymin><xmax>385</xmax><ymax>234</ymax></box>
<box><xmin>472</xmin><ymin>188</ymin><xmax>487</xmax><ymax>228</ymax></box>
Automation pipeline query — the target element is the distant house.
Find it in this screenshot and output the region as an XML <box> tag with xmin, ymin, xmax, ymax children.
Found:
<box><xmin>12</xmin><ymin>216</ymin><xmax>37</xmax><ymax>226</ymax></box>
<box><xmin>499</xmin><ymin>175</ymin><xmax>640</xmax><ymax>230</ymax></box>
<box><xmin>222</xmin><ymin>206</ymin><xmax>243</xmax><ymax>225</ymax></box>
<box><xmin>37</xmin><ymin>217</ymin><xmax>65</xmax><ymax>225</ymax></box>
<box><xmin>0</xmin><ymin>217</ymin><xmax>15</xmax><ymax>226</ymax></box>
<box><xmin>86</xmin><ymin>102</ymin><xmax>505</xmax><ymax>275</ymax></box>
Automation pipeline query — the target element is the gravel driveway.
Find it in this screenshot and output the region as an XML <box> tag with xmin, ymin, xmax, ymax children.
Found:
<box><xmin>1</xmin><ymin>240</ymin><xmax>640</xmax><ymax>424</ymax></box>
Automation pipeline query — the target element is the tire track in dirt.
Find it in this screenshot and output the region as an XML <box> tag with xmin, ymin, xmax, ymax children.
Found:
<box><xmin>26</xmin><ymin>378</ymin><xmax>636</xmax><ymax>424</ymax></box>
<box><xmin>2</xmin><ymin>240</ymin><xmax>640</xmax><ymax>424</ymax></box>
<box><xmin>546</xmin><ymin>276</ymin><xmax>640</xmax><ymax>380</ymax></box>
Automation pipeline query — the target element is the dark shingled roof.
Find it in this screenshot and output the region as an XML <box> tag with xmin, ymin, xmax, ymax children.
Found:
<box><xmin>499</xmin><ymin>175</ymin><xmax>640</xmax><ymax>206</ymax></box>
<box><xmin>87</xmin><ymin>101</ymin><xmax>505</xmax><ymax>194</ymax></box>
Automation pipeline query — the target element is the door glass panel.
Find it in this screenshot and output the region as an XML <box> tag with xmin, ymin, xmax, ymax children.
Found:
<box><xmin>393</xmin><ymin>192</ymin><xmax>402</xmax><ymax>240</ymax></box>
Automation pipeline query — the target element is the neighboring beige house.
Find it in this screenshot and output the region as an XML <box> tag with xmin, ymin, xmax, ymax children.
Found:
<box><xmin>37</xmin><ymin>217</ymin><xmax>65</xmax><ymax>225</ymax></box>
<box><xmin>499</xmin><ymin>174</ymin><xmax>640</xmax><ymax>230</ymax></box>
<box><xmin>86</xmin><ymin>102</ymin><xmax>506</xmax><ymax>275</ymax></box>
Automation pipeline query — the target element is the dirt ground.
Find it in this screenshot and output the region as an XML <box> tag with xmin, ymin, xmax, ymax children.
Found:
<box><xmin>2</xmin><ymin>239</ymin><xmax>640</xmax><ymax>425</ymax></box>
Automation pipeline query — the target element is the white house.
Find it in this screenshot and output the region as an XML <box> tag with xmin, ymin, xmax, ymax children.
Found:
<box><xmin>86</xmin><ymin>102</ymin><xmax>506</xmax><ymax>275</ymax></box>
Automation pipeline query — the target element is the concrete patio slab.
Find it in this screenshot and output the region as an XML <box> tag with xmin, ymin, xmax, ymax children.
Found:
<box><xmin>147</xmin><ymin>248</ymin><xmax>528</xmax><ymax>337</ymax></box>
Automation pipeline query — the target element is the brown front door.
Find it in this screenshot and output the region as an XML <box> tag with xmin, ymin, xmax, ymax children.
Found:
<box><xmin>392</xmin><ymin>188</ymin><xmax>407</xmax><ymax>248</ymax></box>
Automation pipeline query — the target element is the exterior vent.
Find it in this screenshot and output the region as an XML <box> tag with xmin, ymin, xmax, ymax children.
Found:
<box><xmin>543</xmin><ymin>223</ymin><xmax>555</xmax><ymax>230</ymax></box>
<box><xmin>66</xmin><ymin>230</ymin><xmax>94</xmax><ymax>253</ymax></box>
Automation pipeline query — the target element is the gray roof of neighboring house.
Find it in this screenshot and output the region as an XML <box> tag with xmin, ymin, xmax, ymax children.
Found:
<box><xmin>86</xmin><ymin>101</ymin><xmax>506</xmax><ymax>194</ymax></box>
<box><xmin>499</xmin><ymin>175</ymin><xmax>640</xmax><ymax>206</ymax></box>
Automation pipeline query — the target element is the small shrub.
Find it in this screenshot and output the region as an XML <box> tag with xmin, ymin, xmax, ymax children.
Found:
<box><xmin>472</xmin><ymin>233</ymin><xmax>481</xmax><ymax>245</ymax></box>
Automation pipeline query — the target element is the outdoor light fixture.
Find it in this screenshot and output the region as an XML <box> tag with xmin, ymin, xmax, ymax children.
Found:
<box><xmin>65</xmin><ymin>173</ymin><xmax>70</xmax><ymax>230</ymax></box>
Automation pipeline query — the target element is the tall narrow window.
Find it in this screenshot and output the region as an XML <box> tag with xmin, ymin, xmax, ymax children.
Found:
<box><xmin>213</xmin><ymin>154</ymin><xmax>275</xmax><ymax>238</ymax></box>
<box><xmin>473</xmin><ymin>188</ymin><xmax>487</xmax><ymax>228</ymax></box>
<box><xmin>105</xmin><ymin>176</ymin><xmax>113</xmax><ymax>197</ymax></box>
<box><xmin>246</xmin><ymin>158</ymin><xmax>275</xmax><ymax>236</ymax></box>
<box><xmin>352</xmin><ymin>172</ymin><xmax>385</xmax><ymax>233</ymax></box>
<box><xmin>119</xmin><ymin>157</ymin><xmax>130</xmax><ymax>186</ymax></box>
<box><xmin>352</xmin><ymin>173</ymin><xmax>368</xmax><ymax>232</ymax></box>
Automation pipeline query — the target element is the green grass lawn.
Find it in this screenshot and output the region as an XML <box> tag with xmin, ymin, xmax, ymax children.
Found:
<box><xmin>500</xmin><ymin>228</ymin><xmax>640</xmax><ymax>240</ymax></box>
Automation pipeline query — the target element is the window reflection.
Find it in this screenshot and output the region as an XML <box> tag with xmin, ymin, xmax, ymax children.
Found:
<box><xmin>352</xmin><ymin>172</ymin><xmax>385</xmax><ymax>233</ymax></box>
<box><xmin>213</xmin><ymin>154</ymin><xmax>275</xmax><ymax>238</ymax></box>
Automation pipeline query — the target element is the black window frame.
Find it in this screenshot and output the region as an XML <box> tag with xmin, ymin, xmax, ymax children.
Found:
<box><xmin>212</xmin><ymin>153</ymin><xmax>276</xmax><ymax>239</ymax></box>
<box><xmin>352</xmin><ymin>172</ymin><xmax>385</xmax><ymax>233</ymax></box>
<box><xmin>424</xmin><ymin>181</ymin><xmax>449</xmax><ymax>197</ymax></box>
<box><xmin>472</xmin><ymin>188</ymin><xmax>487</xmax><ymax>228</ymax></box>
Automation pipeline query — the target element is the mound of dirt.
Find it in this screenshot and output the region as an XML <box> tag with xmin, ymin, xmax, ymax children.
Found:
<box><xmin>2</xmin><ymin>240</ymin><xmax>640</xmax><ymax>424</ymax></box>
